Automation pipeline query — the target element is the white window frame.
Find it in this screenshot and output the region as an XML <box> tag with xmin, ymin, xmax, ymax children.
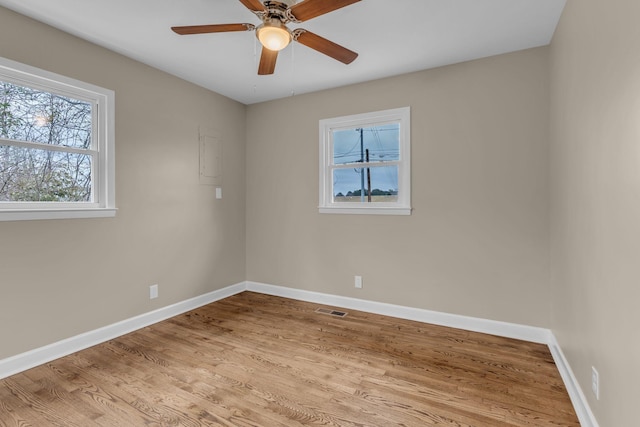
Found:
<box><xmin>319</xmin><ymin>107</ymin><xmax>411</xmax><ymax>215</ymax></box>
<box><xmin>0</xmin><ymin>56</ymin><xmax>115</xmax><ymax>221</ymax></box>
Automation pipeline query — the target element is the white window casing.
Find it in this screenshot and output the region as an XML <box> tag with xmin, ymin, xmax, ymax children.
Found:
<box><xmin>319</xmin><ymin>107</ymin><xmax>411</xmax><ymax>215</ymax></box>
<box><xmin>0</xmin><ymin>56</ymin><xmax>115</xmax><ymax>221</ymax></box>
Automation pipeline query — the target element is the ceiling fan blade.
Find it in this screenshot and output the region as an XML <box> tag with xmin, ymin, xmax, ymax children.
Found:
<box><xmin>258</xmin><ymin>48</ymin><xmax>278</xmax><ymax>75</ymax></box>
<box><xmin>172</xmin><ymin>23</ymin><xmax>254</xmax><ymax>35</ymax></box>
<box><xmin>289</xmin><ymin>0</ymin><xmax>360</xmax><ymax>22</ymax></box>
<box><xmin>295</xmin><ymin>30</ymin><xmax>358</xmax><ymax>64</ymax></box>
<box><xmin>239</xmin><ymin>0</ymin><xmax>267</xmax><ymax>12</ymax></box>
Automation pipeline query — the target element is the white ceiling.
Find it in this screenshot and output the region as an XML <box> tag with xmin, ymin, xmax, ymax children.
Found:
<box><xmin>0</xmin><ymin>0</ymin><xmax>566</xmax><ymax>105</ymax></box>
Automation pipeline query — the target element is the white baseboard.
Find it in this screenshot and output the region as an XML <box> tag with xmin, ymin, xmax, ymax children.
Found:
<box><xmin>0</xmin><ymin>282</ymin><xmax>246</xmax><ymax>380</ymax></box>
<box><xmin>0</xmin><ymin>279</ymin><xmax>599</xmax><ymax>427</ymax></box>
<box><xmin>246</xmin><ymin>281</ymin><xmax>551</xmax><ymax>344</ymax></box>
<box><xmin>548</xmin><ymin>334</ymin><xmax>600</xmax><ymax>427</ymax></box>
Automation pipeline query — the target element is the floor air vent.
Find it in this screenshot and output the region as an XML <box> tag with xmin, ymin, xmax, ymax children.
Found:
<box><xmin>315</xmin><ymin>308</ymin><xmax>348</xmax><ymax>318</ymax></box>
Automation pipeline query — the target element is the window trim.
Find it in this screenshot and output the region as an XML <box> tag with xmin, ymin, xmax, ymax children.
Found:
<box><xmin>0</xmin><ymin>56</ymin><xmax>116</xmax><ymax>221</ymax></box>
<box><xmin>319</xmin><ymin>107</ymin><xmax>411</xmax><ymax>215</ymax></box>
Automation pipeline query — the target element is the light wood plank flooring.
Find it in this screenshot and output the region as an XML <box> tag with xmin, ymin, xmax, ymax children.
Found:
<box><xmin>0</xmin><ymin>291</ymin><xmax>579</xmax><ymax>426</ymax></box>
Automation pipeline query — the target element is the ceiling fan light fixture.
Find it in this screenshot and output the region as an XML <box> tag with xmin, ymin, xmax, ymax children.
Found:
<box><xmin>256</xmin><ymin>20</ymin><xmax>291</xmax><ymax>51</ymax></box>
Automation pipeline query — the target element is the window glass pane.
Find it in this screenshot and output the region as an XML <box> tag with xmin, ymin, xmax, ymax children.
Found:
<box><xmin>332</xmin><ymin>123</ymin><xmax>400</xmax><ymax>165</ymax></box>
<box><xmin>0</xmin><ymin>144</ymin><xmax>92</xmax><ymax>202</ymax></box>
<box><xmin>333</xmin><ymin>166</ymin><xmax>398</xmax><ymax>203</ymax></box>
<box><xmin>0</xmin><ymin>80</ymin><xmax>92</xmax><ymax>149</ymax></box>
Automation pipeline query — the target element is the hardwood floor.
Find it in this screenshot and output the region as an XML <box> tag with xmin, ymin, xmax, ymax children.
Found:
<box><xmin>0</xmin><ymin>292</ymin><xmax>579</xmax><ymax>426</ymax></box>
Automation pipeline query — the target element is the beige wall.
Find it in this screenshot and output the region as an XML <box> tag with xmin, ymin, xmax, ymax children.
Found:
<box><xmin>0</xmin><ymin>7</ymin><xmax>246</xmax><ymax>359</ymax></box>
<box><xmin>246</xmin><ymin>47</ymin><xmax>551</xmax><ymax>327</ymax></box>
<box><xmin>549</xmin><ymin>0</ymin><xmax>640</xmax><ymax>425</ymax></box>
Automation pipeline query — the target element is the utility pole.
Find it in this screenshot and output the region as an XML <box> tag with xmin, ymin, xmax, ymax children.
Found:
<box><xmin>366</xmin><ymin>148</ymin><xmax>371</xmax><ymax>202</ymax></box>
<box><xmin>358</xmin><ymin>128</ymin><xmax>364</xmax><ymax>202</ymax></box>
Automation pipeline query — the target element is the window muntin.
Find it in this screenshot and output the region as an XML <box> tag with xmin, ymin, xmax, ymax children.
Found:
<box><xmin>0</xmin><ymin>56</ymin><xmax>115</xmax><ymax>220</ymax></box>
<box><xmin>319</xmin><ymin>107</ymin><xmax>410</xmax><ymax>215</ymax></box>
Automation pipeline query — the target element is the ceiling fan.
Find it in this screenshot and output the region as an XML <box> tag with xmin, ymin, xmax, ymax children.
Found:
<box><xmin>171</xmin><ymin>0</ymin><xmax>360</xmax><ymax>75</ymax></box>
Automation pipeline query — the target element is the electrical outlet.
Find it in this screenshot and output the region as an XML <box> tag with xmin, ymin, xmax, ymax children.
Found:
<box><xmin>150</xmin><ymin>284</ymin><xmax>159</xmax><ymax>300</ymax></box>
<box><xmin>591</xmin><ymin>366</ymin><xmax>600</xmax><ymax>400</ymax></box>
<box><xmin>354</xmin><ymin>275</ymin><xmax>363</xmax><ymax>289</ymax></box>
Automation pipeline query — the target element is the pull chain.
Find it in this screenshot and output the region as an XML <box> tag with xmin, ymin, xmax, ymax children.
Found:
<box><xmin>290</xmin><ymin>41</ymin><xmax>296</xmax><ymax>97</ymax></box>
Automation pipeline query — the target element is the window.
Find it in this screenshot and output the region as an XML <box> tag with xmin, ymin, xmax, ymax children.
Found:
<box><xmin>319</xmin><ymin>107</ymin><xmax>411</xmax><ymax>215</ymax></box>
<box><xmin>0</xmin><ymin>56</ymin><xmax>115</xmax><ymax>221</ymax></box>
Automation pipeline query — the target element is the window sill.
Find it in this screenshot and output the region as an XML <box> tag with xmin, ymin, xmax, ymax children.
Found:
<box><xmin>318</xmin><ymin>206</ymin><xmax>412</xmax><ymax>216</ymax></box>
<box><xmin>0</xmin><ymin>208</ymin><xmax>117</xmax><ymax>222</ymax></box>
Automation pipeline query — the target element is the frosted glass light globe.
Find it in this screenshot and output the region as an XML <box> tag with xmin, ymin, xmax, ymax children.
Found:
<box><xmin>257</xmin><ymin>24</ymin><xmax>291</xmax><ymax>51</ymax></box>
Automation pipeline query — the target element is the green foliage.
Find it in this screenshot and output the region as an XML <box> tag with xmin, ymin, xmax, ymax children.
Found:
<box><xmin>7</xmin><ymin>171</ymin><xmax>88</xmax><ymax>202</ymax></box>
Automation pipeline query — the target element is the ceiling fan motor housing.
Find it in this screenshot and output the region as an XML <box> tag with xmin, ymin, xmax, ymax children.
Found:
<box><xmin>260</xmin><ymin>0</ymin><xmax>301</xmax><ymax>24</ymax></box>
<box><xmin>265</xmin><ymin>0</ymin><xmax>297</xmax><ymax>9</ymax></box>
